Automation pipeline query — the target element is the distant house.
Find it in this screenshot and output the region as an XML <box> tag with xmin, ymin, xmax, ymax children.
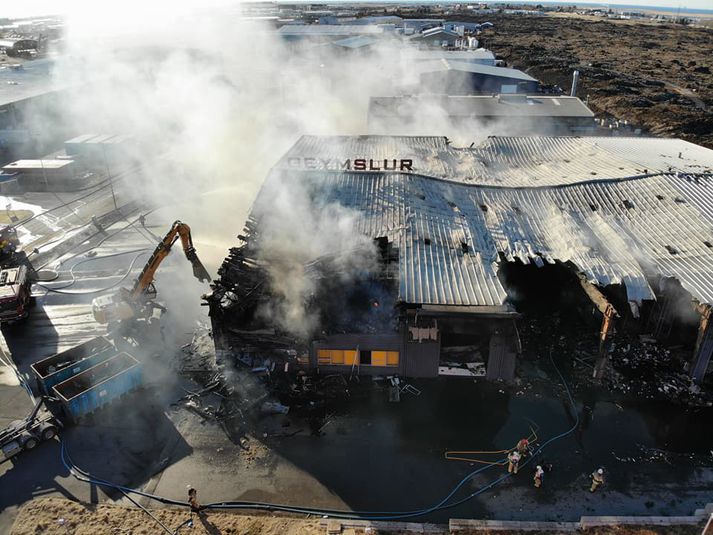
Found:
<box><xmin>402</xmin><ymin>19</ymin><xmax>445</xmax><ymax>33</ymax></box>
<box><xmin>417</xmin><ymin>60</ymin><xmax>539</xmax><ymax>95</ymax></box>
<box><xmin>401</xmin><ymin>48</ymin><xmax>496</xmax><ymax>66</ymax></box>
<box><xmin>412</xmin><ymin>27</ymin><xmax>462</xmax><ymax>48</ymax></box>
<box><xmin>0</xmin><ymin>38</ymin><xmax>38</xmax><ymax>57</ymax></box>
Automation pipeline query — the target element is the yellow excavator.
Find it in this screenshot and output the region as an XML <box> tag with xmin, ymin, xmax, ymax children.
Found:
<box><xmin>92</xmin><ymin>220</ymin><xmax>211</xmax><ymax>327</ymax></box>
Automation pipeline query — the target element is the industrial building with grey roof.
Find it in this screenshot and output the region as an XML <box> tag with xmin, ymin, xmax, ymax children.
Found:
<box><xmin>212</xmin><ymin>135</ymin><xmax>713</xmax><ymax>382</ymax></box>
<box><xmin>368</xmin><ymin>95</ymin><xmax>596</xmax><ymax>135</ymax></box>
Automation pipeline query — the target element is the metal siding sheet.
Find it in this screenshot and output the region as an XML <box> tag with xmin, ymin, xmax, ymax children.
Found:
<box><xmin>404</xmin><ymin>341</ymin><xmax>440</xmax><ymax>377</ymax></box>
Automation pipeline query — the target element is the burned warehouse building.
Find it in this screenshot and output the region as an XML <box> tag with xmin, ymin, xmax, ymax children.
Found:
<box><xmin>208</xmin><ymin>135</ymin><xmax>713</xmax><ymax>385</ymax></box>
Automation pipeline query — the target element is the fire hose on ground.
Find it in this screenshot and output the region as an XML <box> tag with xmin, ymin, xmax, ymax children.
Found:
<box><xmin>58</xmin><ymin>348</ymin><xmax>579</xmax><ymax>524</ymax></box>
<box><xmin>444</xmin><ymin>421</ymin><xmax>539</xmax><ymax>465</ymax></box>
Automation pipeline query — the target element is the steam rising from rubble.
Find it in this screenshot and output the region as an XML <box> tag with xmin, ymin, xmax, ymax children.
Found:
<box><xmin>253</xmin><ymin>174</ymin><xmax>378</xmax><ymax>339</ymax></box>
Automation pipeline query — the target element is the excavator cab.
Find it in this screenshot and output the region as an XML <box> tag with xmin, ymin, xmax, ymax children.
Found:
<box><xmin>92</xmin><ymin>288</ymin><xmax>142</xmax><ymax>325</ymax></box>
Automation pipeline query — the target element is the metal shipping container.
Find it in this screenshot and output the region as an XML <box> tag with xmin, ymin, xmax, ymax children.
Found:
<box><xmin>52</xmin><ymin>352</ymin><xmax>142</xmax><ymax>422</ymax></box>
<box><xmin>31</xmin><ymin>337</ymin><xmax>115</xmax><ymax>395</ymax></box>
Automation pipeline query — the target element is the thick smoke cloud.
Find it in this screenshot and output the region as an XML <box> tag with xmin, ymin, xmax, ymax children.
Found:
<box><xmin>45</xmin><ymin>4</ymin><xmax>398</xmax><ymax>334</ymax></box>
<box><xmin>42</xmin><ymin>4</ymin><xmax>540</xmax><ymax>336</ymax></box>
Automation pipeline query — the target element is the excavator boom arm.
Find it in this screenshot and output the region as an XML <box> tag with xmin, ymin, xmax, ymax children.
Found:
<box><xmin>130</xmin><ymin>220</ymin><xmax>210</xmax><ymax>299</ymax></box>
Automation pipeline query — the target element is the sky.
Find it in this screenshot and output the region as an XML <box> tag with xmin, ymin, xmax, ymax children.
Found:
<box><xmin>1</xmin><ymin>0</ymin><xmax>711</xmax><ymax>19</ymax></box>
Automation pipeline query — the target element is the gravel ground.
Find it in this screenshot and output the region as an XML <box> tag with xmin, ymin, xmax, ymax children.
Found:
<box><xmin>412</xmin><ymin>13</ymin><xmax>713</xmax><ymax>149</ymax></box>
<box><xmin>10</xmin><ymin>498</ymin><xmax>705</xmax><ymax>534</ymax></box>
<box><xmin>10</xmin><ymin>498</ymin><xmax>323</xmax><ymax>535</ymax></box>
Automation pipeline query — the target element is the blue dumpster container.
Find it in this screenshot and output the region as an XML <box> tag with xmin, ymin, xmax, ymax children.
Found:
<box><xmin>52</xmin><ymin>352</ymin><xmax>142</xmax><ymax>422</ymax></box>
<box><xmin>31</xmin><ymin>337</ymin><xmax>115</xmax><ymax>395</ymax></box>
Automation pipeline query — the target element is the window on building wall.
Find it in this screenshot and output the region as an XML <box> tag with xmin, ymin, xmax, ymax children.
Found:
<box><xmin>318</xmin><ymin>349</ymin><xmax>331</xmax><ymax>365</ymax></box>
<box><xmin>331</xmin><ymin>350</ymin><xmax>344</xmax><ymax>364</ymax></box>
<box><xmin>317</xmin><ymin>349</ymin><xmax>344</xmax><ymax>365</ymax></box>
<box><xmin>372</xmin><ymin>351</ymin><xmax>387</xmax><ymax>366</ymax></box>
<box><xmin>344</xmin><ymin>350</ymin><xmax>358</xmax><ymax>365</ymax></box>
<box><xmin>318</xmin><ymin>349</ymin><xmax>399</xmax><ymax>366</ymax></box>
<box><xmin>360</xmin><ymin>349</ymin><xmax>372</xmax><ymax>365</ymax></box>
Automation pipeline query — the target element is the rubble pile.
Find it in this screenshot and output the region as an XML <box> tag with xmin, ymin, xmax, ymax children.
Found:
<box><xmin>519</xmin><ymin>313</ymin><xmax>598</xmax><ymax>360</ymax></box>
<box><xmin>518</xmin><ymin>315</ymin><xmax>712</xmax><ymax>406</ymax></box>
<box><xmin>177</xmin><ymin>323</ymin><xmax>352</xmax><ymax>442</ymax></box>
<box><xmin>210</xmin><ymin>218</ymin><xmax>398</xmax><ymax>351</ymax></box>
<box><xmin>210</xmin><ymin>217</ymin><xmax>270</xmax><ymax>330</ymax></box>
<box><xmin>609</xmin><ymin>338</ymin><xmax>677</xmax><ymax>380</ymax></box>
<box><xmin>606</xmin><ymin>336</ymin><xmax>712</xmax><ymax>406</ymax></box>
<box><xmin>178</xmin><ymin>327</ymin><xmax>217</xmax><ymax>372</ymax></box>
<box><xmin>612</xmin><ymin>444</ymin><xmax>712</xmax><ymax>467</ymax></box>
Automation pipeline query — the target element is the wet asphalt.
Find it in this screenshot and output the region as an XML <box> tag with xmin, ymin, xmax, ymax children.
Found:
<box><xmin>1</xmin><ymin>228</ymin><xmax>712</xmax><ymax>526</ymax></box>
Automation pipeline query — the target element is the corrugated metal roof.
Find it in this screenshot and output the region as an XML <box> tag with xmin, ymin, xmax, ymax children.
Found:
<box><xmin>333</xmin><ymin>35</ymin><xmax>379</xmax><ymax>49</ymax></box>
<box><xmin>369</xmin><ymin>95</ymin><xmax>594</xmax><ymax>119</ymax></box>
<box><xmin>0</xmin><ymin>59</ymin><xmax>66</xmax><ymax>108</ymax></box>
<box><xmin>278</xmin><ymin>135</ymin><xmax>713</xmax><ymax>187</ymax></box>
<box><xmin>416</xmin><ymin>59</ymin><xmax>538</xmax><ymax>82</ymax></box>
<box><xmin>418</xmin><ymin>27</ymin><xmax>460</xmax><ymax>37</ymax></box>
<box><xmin>400</xmin><ymin>48</ymin><xmax>496</xmax><ymax>65</ymax></box>
<box><xmin>260</xmin><ymin>135</ymin><xmax>713</xmax><ymax>310</ymax></box>
<box><xmin>278</xmin><ymin>24</ymin><xmax>384</xmax><ymax>36</ymax></box>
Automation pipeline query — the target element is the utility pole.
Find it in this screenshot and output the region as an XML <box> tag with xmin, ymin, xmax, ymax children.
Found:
<box><xmin>39</xmin><ymin>157</ymin><xmax>48</xmax><ymax>191</ymax></box>
<box><xmin>102</xmin><ymin>143</ymin><xmax>118</xmax><ymax>210</ymax></box>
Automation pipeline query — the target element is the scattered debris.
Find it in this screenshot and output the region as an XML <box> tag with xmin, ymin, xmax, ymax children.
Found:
<box><xmin>606</xmin><ymin>336</ymin><xmax>713</xmax><ymax>406</ymax></box>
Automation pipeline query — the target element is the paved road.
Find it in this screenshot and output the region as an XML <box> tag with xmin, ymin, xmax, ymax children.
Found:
<box><xmin>0</xmin><ymin>195</ymin><xmax>348</xmax><ymax>530</ymax></box>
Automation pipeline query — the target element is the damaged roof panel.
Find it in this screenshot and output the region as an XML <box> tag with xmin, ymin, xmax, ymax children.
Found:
<box><xmin>278</xmin><ymin>135</ymin><xmax>713</xmax><ymax>187</ymax></box>
<box><xmin>261</xmin><ymin>136</ymin><xmax>713</xmax><ymax>310</ymax></box>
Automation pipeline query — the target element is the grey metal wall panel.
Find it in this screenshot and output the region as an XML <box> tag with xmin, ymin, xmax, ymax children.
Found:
<box><xmin>404</xmin><ymin>341</ymin><xmax>440</xmax><ymax>378</ymax></box>
<box><xmin>486</xmin><ymin>332</ymin><xmax>516</xmax><ymax>381</ymax></box>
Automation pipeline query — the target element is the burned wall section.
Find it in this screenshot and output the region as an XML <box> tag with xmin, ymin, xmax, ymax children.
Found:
<box><xmin>208</xmin><ymin>167</ymin><xmax>402</xmax><ymax>378</ymax></box>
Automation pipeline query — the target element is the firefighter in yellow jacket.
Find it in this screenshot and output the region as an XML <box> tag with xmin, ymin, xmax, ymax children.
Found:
<box><xmin>590</xmin><ymin>468</ymin><xmax>604</xmax><ymax>492</ymax></box>
<box><xmin>507</xmin><ymin>450</ymin><xmax>521</xmax><ymax>474</ymax></box>
<box><xmin>533</xmin><ymin>465</ymin><xmax>545</xmax><ymax>488</ymax></box>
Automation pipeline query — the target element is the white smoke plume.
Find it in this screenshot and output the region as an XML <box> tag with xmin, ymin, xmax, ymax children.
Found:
<box><xmin>22</xmin><ymin>2</ymin><xmax>551</xmax><ymax>335</ymax></box>
<box><xmin>29</xmin><ymin>4</ymin><xmax>384</xmax><ymax>335</ymax></box>
<box><xmin>251</xmin><ymin>172</ymin><xmax>378</xmax><ymax>339</ymax></box>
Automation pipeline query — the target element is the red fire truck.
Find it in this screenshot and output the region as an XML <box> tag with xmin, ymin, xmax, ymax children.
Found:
<box><xmin>0</xmin><ymin>225</ymin><xmax>31</xmax><ymax>323</ymax></box>
<box><xmin>0</xmin><ymin>264</ymin><xmax>31</xmax><ymax>322</ymax></box>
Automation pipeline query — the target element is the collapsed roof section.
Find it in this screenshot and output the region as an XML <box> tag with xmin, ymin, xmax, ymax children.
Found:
<box><xmin>262</xmin><ymin>135</ymin><xmax>713</xmax><ymax>316</ymax></box>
